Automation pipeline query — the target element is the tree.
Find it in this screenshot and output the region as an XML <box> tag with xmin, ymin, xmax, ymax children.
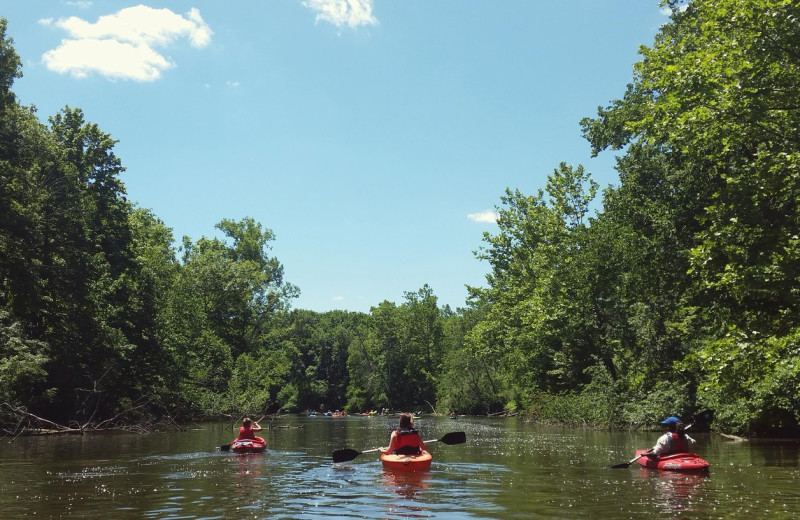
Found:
<box><xmin>581</xmin><ymin>0</ymin><xmax>800</xmax><ymax>432</ymax></box>
<box><xmin>0</xmin><ymin>310</ymin><xmax>48</xmax><ymax>405</ymax></box>
<box><xmin>469</xmin><ymin>163</ymin><xmax>598</xmax><ymax>410</ymax></box>
<box><xmin>436</xmin><ymin>303</ymin><xmax>506</xmax><ymax>415</ymax></box>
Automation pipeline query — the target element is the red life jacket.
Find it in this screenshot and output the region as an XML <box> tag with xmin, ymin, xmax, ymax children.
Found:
<box><xmin>670</xmin><ymin>433</ymin><xmax>688</xmax><ymax>453</ymax></box>
<box><xmin>393</xmin><ymin>429</ymin><xmax>422</xmax><ymax>455</ymax></box>
<box><xmin>238</xmin><ymin>425</ymin><xmax>256</xmax><ymax>440</ymax></box>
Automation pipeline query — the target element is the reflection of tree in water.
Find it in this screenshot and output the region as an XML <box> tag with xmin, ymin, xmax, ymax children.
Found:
<box><xmin>381</xmin><ymin>470</ymin><xmax>432</xmax><ymax>518</ymax></box>
<box><xmin>637</xmin><ymin>469</ymin><xmax>709</xmax><ymax>516</ymax></box>
<box><xmin>757</xmin><ymin>442</ymin><xmax>800</xmax><ymax>468</ymax></box>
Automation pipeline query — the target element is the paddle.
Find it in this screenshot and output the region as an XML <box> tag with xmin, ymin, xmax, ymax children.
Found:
<box><xmin>332</xmin><ymin>431</ymin><xmax>466</xmax><ymax>463</ymax></box>
<box><xmin>610</xmin><ymin>452</ymin><xmax>648</xmax><ymax>469</ymax></box>
<box><xmin>219</xmin><ymin>402</ymin><xmax>281</xmax><ymax>451</ymax></box>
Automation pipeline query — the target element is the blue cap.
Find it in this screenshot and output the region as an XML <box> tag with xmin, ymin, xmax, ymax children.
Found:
<box><xmin>660</xmin><ymin>416</ymin><xmax>681</xmax><ymax>425</ymax></box>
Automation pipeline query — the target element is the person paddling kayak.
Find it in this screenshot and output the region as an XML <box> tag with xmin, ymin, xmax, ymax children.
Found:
<box><xmin>380</xmin><ymin>413</ymin><xmax>427</xmax><ymax>455</ymax></box>
<box><xmin>647</xmin><ymin>416</ymin><xmax>695</xmax><ymax>457</ymax></box>
<box><xmin>236</xmin><ymin>417</ymin><xmax>265</xmax><ymax>443</ymax></box>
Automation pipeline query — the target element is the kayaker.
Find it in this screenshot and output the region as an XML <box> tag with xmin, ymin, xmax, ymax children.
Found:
<box><xmin>647</xmin><ymin>416</ymin><xmax>695</xmax><ymax>456</ymax></box>
<box><xmin>236</xmin><ymin>417</ymin><xmax>264</xmax><ymax>441</ymax></box>
<box><xmin>380</xmin><ymin>412</ymin><xmax>427</xmax><ymax>455</ymax></box>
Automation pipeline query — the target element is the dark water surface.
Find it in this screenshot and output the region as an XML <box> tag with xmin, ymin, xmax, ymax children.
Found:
<box><xmin>1</xmin><ymin>416</ymin><xmax>799</xmax><ymax>519</ymax></box>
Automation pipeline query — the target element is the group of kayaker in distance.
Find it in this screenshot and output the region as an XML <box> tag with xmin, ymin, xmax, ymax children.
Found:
<box><xmin>376</xmin><ymin>413</ymin><xmax>696</xmax><ymax>459</ymax></box>
<box><xmin>234</xmin><ymin>412</ymin><xmax>694</xmax><ymax>458</ymax></box>
<box><xmin>229</xmin><ymin>412</ymin><xmax>428</xmax><ymax>457</ymax></box>
<box><xmin>232</xmin><ymin>411</ymin><xmax>702</xmax><ymax>472</ymax></box>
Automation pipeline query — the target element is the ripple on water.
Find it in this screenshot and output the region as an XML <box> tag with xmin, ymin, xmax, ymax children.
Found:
<box><xmin>4</xmin><ymin>417</ymin><xmax>800</xmax><ymax>519</ymax></box>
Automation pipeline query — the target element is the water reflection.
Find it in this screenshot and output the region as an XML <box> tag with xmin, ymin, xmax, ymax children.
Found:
<box><xmin>2</xmin><ymin>418</ymin><xmax>800</xmax><ymax>519</ymax></box>
<box><xmin>232</xmin><ymin>453</ymin><xmax>265</xmax><ymax>496</ymax></box>
<box><xmin>380</xmin><ymin>470</ymin><xmax>432</xmax><ymax>518</ymax></box>
<box><xmin>634</xmin><ymin>468</ymin><xmax>709</xmax><ymax>516</ymax></box>
<box><xmin>382</xmin><ymin>468</ymin><xmax>431</xmax><ymax>497</ymax></box>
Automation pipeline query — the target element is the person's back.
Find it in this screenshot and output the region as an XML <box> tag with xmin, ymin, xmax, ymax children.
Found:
<box><xmin>382</xmin><ymin>413</ymin><xmax>427</xmax><ymax>455</ymax></box>
<box><xmin>650</xmin><ymin>416</ymin><xmax>695</xmax><ymax>456</ymax></box>
<box><xmin>237</xmin><ymin>417</ymin><xmax>263</xmax><ymax>441</ymax></box>
<box><xmin>393</xmin><ymin>429</ymin><xmax>423</xmax><ymax>455</ymax></box>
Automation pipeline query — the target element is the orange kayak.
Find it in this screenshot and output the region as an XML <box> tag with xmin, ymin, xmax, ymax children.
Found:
<box><xmin>380</xmin><ymin>450</ymin><xmax>432</xmax><ymax>471</ymax></box>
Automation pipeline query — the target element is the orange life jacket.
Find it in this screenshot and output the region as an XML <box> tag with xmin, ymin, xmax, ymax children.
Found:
<box><xmin>393</xmin><ymin>429</ymin><xmax>422</xmax><ymax>455</ymax></box>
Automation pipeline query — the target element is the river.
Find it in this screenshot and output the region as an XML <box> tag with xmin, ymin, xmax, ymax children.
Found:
<box><xmin>1</xmin><ymin>415</ymin><xmax>798</xmax><ymax>519</ymax></box>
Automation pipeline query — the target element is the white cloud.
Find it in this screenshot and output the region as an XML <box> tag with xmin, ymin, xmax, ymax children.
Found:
<box><xmin>39</xmin><ymin>5</ymin><xmax>213</xmax><ymax>81</ymax></box>
<box><xmin>332</xmin><ymin>296</ymin><xmax>345</xmax><ymax>301</ymax></box>
<box><xmin>226</xmin><ymin>80</ymin><xmax>240</xmax><ymax>88</ymax></box>
<box><xmin>303</xmin><ymin>0</ymin><xmax>378</xmax><ymax>28</ymax></box>
<box><xmin>43</xmin><ymin>38</ymin><xmax>171</xmax><ymax>81</ymax></box>
<box><xmin>660</xmin><ymin>2</ymin><xmax>690</xmax><ymax>15</ymax></box>
<box><xmin>66</xmin><ymin>1</ymin><xmax>93</xmax><ymax>9</ymax></box>
<box><xmin>467</xmin><ymin>210</ymin><xmax>498</xmax><ymax>224</ymax></box>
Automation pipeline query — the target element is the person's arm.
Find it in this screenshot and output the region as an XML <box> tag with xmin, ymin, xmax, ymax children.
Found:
<box><xmin>651</xmin><ymin>434</ymin><xmax>670</xmax><ymax>456</ymax></box>
<box><xmin>252</xmin><ymin>422</ymin><xmax>262</xmax><ymax>432</ymax></box>
<box><xmin>381</xmin><ymin>431</ymin><xmax>398</xmax><ymax>453</ymax></box>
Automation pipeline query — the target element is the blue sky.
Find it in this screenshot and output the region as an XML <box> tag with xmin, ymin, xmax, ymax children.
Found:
<box><xmin>4</xmin><ymin>1</ymin><xmax>669</xmax><ymax>313</ymax></box>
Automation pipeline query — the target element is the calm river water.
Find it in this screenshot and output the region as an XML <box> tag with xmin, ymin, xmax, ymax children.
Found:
<box><xmin>1</xmin><ymin>415</ymin><xmax>799</xmax><ymax>519</ymax></box>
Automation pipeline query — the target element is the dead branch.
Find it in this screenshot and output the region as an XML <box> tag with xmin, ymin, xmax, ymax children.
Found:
<box><xmin>1</xmin><ymin>402</ymin><xmax>82</xmax><ymax>435</ymax></box>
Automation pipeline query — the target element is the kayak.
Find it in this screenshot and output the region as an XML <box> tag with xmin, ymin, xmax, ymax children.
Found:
<box><xmin>380</xmin><ymin>450</ymin><xmax>432</xmax><ymax>471</ymax></box>
<box><xmin>230</xmin><ymin>437</ymin><xmax>267</xmax><ymax>454</ymax></box>
<box><xmin>635</xmin><ymin>449</ymin><xmax>709</xmax><ymax>471</ymax></box>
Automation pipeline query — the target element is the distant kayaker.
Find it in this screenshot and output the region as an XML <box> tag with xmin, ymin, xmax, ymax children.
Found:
<box><xmin>648</xmin><ymin>416</ymin><xmax>695</xmax><ymax>456</ymax></box>
<box><xmin>380</xmin><ymin>412</ymin><xmax>427</xmax><ymax>455</ymax></box>
<box><xmin>236</xmin><ymin>417</ymin><xmax>264</xmax><ymax>442</ymax></box>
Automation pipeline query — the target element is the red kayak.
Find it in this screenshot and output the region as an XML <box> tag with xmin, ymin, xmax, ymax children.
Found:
<box><xmin>380</xmin><ymin>450</ymin><xmax>432</xmax><ymax>471</ymax></box>
<box><xmin>635</xmin><ymin>449</ymin><xmax>709</xmax><ymax>471</ymax></box>
<box><xmin>230</xmin><ymin>437</ymin><xmax>267</xmax><ymax>454</ymax></box>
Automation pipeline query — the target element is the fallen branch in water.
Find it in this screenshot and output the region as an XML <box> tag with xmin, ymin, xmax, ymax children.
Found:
<box><xmin>1</xmin><ymin>402</ymin><xmax>82</xmax><ymax>435</ymax></box>
<box><xmin>0</xmin><ymin>401</ymin><xmax>177</xmax><ymax>436</ymax></box>
<box><xmin>720</xmin><ymin>432</ymin><xmax>748</xmax><ymax>442</ymax></box>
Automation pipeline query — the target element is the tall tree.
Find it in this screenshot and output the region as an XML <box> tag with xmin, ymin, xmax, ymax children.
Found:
<box><xmin>469</xmin><ymin>163</ymin><xmax>598</xmax><ymax>410</ymax></box>
<box><xmin>581</xmin><ymin>0</ymin><xmax>800</xmax><ymax>432</ymax></box>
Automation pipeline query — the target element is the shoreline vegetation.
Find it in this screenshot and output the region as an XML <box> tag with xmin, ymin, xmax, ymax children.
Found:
<box><xmin>0</xmin><ymin>395</ymin><xmax>794</xmax><ymax>441</ymax></box>
<box><xmin>3</xmin><ymin>404</ymin><xmax>792</xmax><ymax>441</ymax></box>
<box><xmin>3</xmin><ymin>1</ymin><xmax>800</xmax><ymax>439</ymax></box>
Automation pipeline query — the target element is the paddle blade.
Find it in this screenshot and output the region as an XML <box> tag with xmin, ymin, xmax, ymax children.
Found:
<box><xmin>694</xmin><ymin>409</ymin><xmax>714</xmax><ymax>426</ymax></box>
<box><xmin>219</xmin><ymin>444</ymin><xmax>231</xmax><ymax>452</ymax></box>
<box><xmin>610</xmin><ymin>453</ymin><xmax>646</xmax><ymax>469</ymax></box>
<box><xmin>440</xmin><ymin>431</ymin><xmax>466</xmax><ymax>445</ymax></box>
<box><xmin>332</xmin><ymin>448</ymin><xmax>362</xmax><ymax>463</ymax></box>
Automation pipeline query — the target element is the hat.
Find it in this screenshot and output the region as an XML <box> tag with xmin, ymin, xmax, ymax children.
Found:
<box><xmin>660</xmin><ymin>416</ymin><xmax>681</xmax><ymax>425</ymax></box>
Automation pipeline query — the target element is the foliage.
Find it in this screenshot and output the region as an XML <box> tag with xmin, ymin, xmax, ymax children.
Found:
<box><xmin>576</xmin><ymin>0</ymin><xmax>800</xmax><ymax>432</ymax></box>
<box><xmin>3</xmin><ymin>2</ymin><xmax>800</xmax><ymax>435</ymax></box>
<box><xmin>467</xmin><ymin>163</ymin><xmax>600</xmax><ymax>409</ymax></box>
<box><xmin>0</xmin><ymin>311</ymin><xmax>49</xmax><ymax>403</ymax></box>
